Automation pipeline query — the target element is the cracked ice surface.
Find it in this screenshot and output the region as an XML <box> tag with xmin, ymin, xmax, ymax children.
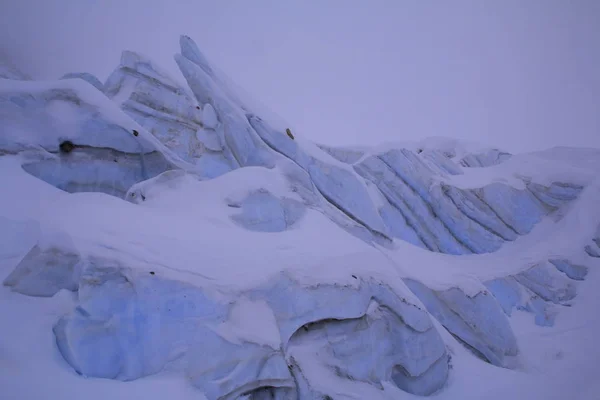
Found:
<box><xmin>104</xmin><ymin>50</ymin><xmax>234</xmax><ymax>178</ymax></box>
<box><xmin>8</xmin><ymin>238</ymin><xmax>450</xmax><ymax>398</ymax></box>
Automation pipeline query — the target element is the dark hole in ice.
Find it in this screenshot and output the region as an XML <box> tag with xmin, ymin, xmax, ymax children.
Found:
<box><xmin>133</xmin><ymin>129</ymin><xmax>139</xmax><ymax>136</ymax></box>
<box><xmin>149</xmin><ymin>271</ymin><xmax>155</xmax><ymax>275</ymax></box>
<box><xmin>59</xmin><ymin>141</ymin><xmax>75</xmax><ymax>153</ymax></box>
<box><xmin>196</xmin><ymin>106</ymin><xmax>200</xmax><ymax>110</ymax></box>
<box><xmin>351</xmin><ymin>274</ymin><xmax>357</xmax><ymax>279</ymax></box>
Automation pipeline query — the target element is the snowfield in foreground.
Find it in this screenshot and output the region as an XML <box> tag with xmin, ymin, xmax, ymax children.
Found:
<box><xmin>1</xmin><ymin>36</ymin><xmax>599</xmax><ymax>399</ymax></box>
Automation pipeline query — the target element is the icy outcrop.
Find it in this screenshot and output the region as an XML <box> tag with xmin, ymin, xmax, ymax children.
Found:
<box><xmin>527</xmin><ymin>182</ymin><xmax>583</xmax><ymax>210</ymax></box>
<box><xmin>514</xmin><ymin>262</ymin><xmax>576</xmax><ymax>304</ymax></box>
<box><xmin>249</xmin><ymin>115</ymin><xmax>391</xmax><ymax>242</ymax></box>
<box><xmin>175</xmin><ymin>38</ymin><xmax>275</xmax><ymax>169</ymax></box>
<box><xmin>406</xmin><ymin>258</ymin><xmax>585</xmax><ymax>358</ymax></box>
<box><xmin>20</xmin><ymin>150</ymin><xmax>174</xmax><ymax>198</ymax></box>
<box><xmin>2</xmin><ymin>36</ymin><xmax>583</xmax><ymax>254</ymax></box>
<box><xmin>53</xmin><ymin>258</ymin><xmax>230</xmax><ymax>382</ymax></box>
<box><xmin>459</xmin><ymin>149</ymin><xmax>512</xmax><ymax>168</ymax></box>
<box><xmin>287</xmin><ymin>304</ymin><xmax>448</xmax><ymax>396</ymax></box>
<box><xmin>105</xmin><ymin>51</ymin><xmax>233</xmax><ymax>178</ymax></box>
<box><xmin>484</xmin><ymin>260</ymin><xmax>583</xmax><ymax>327</ymax></box>
<box><xmin>355</xmin><ymin>154</ymin><xmax>468</xmax><ymax>254</ymax></box>
<box><xmin>477</xmin><ymin>183</ymin><xmax>547</xmax><ymax>235</ymax></box>
<box><xmin>1</xmin><ymin>80</ymin><xmax>154</xmax><ymax>153</ymax></box>
<box><xmin>3</xmin><ymin>245</ymin><xmax>81</xmax><ymax>297</ymax></box>
<box><xmin>404</xmin><ymin>256</ymin><xmax>589</xmax><ymax>364</ymax></box>
<box><xmin>318</xmin><ymin>142</ymin><xmax>511</xmax><ymax>170</ymax></box>
<box><xmin>404</xmin><ymin>279</ymin><xmax>517</xmax><ymax>367</ymax></box>
<box><xmin>377</xmin><ymin>149</ymin><xmax>509</xmax><ymax>253</ymax></box>
<box><xmin>46</xmin><ymin>250</ymin><xmax>449</xmax><ymax>398</ymax></box>
<box><xmin>0</xmin><ymin>79</ymin><xmax>178</xmax><ymax>197</ymax></box>
<box><xmin>106</xmin><ymin>51</ymin><xmax>232</xmax><ymax>178</ymax></box>
<box><xmin>585</xmin><ymin>225</ymin><xmax>600</xmax><ymax>257</ymax></box>
<box><xmin>484</xmin><ymin>277</ymin><xmax>557</xmax><ymax>327</ymax></box>
<box><xmin>354</xmin><ymin>148</ymin><xmax>583</xmax><ymax>254</ymax></box>
<box><xmin>548</xmin><ymin>259</ymin><xmax>588</xmax><ymax>281</ymax></box>
<box><xmin>317</xmin><ymin>144</ymin><xmax>366</xmax><ymax>164</ymax></box>
<box><xmin>419</xmin><ymin>149</ymin><xmax>464</xmax><ymax>176</ymax></box>
<box><xmin>284</xmin><ymin>135</ymin><xmax>578</xmax><ymax>255</ymax></box>
<box><xmin>2</xmin><ymin>34</ymin><xmax>599</xmax><ymax>399</ymax></box>
<box><xmin>61</xmin><ymin>72</ymin><xmax>105</xmax><ymax>92</ymax></box>
<box><xmin>411</xmin><ymin>138</ymin><xmax>512</xmax><ymax>169</ymax></box>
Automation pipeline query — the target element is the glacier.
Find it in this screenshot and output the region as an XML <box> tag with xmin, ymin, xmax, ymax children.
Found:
<box><xmin>1</xmin><ymin>35</ymin><xmax>600</xmax><ymax>400</ymax></box>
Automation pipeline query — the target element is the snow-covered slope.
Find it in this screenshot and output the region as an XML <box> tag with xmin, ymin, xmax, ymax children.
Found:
<box><xmin>1</xmin><ymin>36</ymin><xmax>599</xmax><ymax>400</ymax></box>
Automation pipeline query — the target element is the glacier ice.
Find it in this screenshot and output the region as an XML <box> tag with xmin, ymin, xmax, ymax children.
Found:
<box><xmin>249</xmin><ymin>115</ymin><xmax>392</xmax><ymax>243</ymax></box>
<box><xmin>477</xmin><ymin>183</ymin><xmax>546</xmax><ymax>236</ymax></box>
<box><xmin>307</xmin><ymin>158</ymin><xmax>389</xmax><ymax>238</ymax></box>
<box><xmin>61</xmin><ymin>72</ymin><xmax>105</xmax><ymax>93</ymax></box>
<box><xmin>229</xmin><ymin>189</ymin><xmax>306</xmax><ymax>232</ymax></box>
<box><xmin>586</xmin><ymin>244</ymin><xmax>600</xmax><ymax>258</ymax></box>
<box><xmin>355</xmin><ymin>154</ymin><xmax>468</xmax><ymax>254</ymax></box>
<box><xmin>404</xmin><ymin>279</ymin><xmax>517</xmax><ymax>367</ymax></box>
<box><xmin>514</xmin><ymin>262</ymin><xmax>576</xmax><ymax>304</ymax></box>
<box><xmin>1</xmin><ymin>34</ymin><xmax>598</xmax><ymax>399</ymax></box>
<box><xmin>527</xmin><ymin>182</ymin><xmax>583</xmax><ymax>210</ymax></box>
<box><xmin>317</xmin><ymin>144</ymin><xmax>366</xmax><ymax>164</ymax></box>
<box><xmin>483</xmin><ymin>259</ymin><xmax>586</xmax><ymax>327</ymax></box>
<box><xmin>584</xmin><ymin>224</ymin><xmax>600</xmax><ymax>258</ymax></box>
<box><xmin>47</xmin><ymin>252</ymin><xmax>449</xmax><ymax>398</ymax></box>
<box><xmin>0</xmin><ymin>79</ymin><xmax>179</xmax><ymax>197</ymax></box>
<box><xmin>287</xmin><ymin>301</ymin><xmax>448</xmax><ymax>396</ymax></box>
<box><xmin>548</xmin><ymin>259</ymin><xmax>588</xmax><ymax>281</ymax></box>
<box><xmin>0</xmin><ymin>80</ymin><xmax>158</xmax><ymax>154</ymax></box>
<box><xmin>3</xmin><ymin>245</ymin><xmax>81</xmax><ymax>297</ymax></box>
<box><xmin>459</xmin><ymin>149</ymin><xmax>512</xmax><ymax>168</ymax></box>
<box><xmin>484</xmin><ymin>276</ymin><xmax>557</xmax><ymax>327</ymax></box>
<box><xmin>21</xmin><ymin>150</ymin><xmax>174</xmax><ymax>198</ymax></box>
<box><xmin>175</xmin><ymin>46</ymin><xmax>274</xmax><ymax>169</ymax></box>
<box><xmin>2</xmin><ymin>36</ymin><xmax>581</xmax><ymax>254</ymax></box>
<box><xmin>104</xmin><ymin>50</ymin><xmax>234</xmax><ymax>178</ymax></box>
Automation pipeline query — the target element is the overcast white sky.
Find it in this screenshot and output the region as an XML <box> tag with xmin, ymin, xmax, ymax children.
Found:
<box><xmin>1</xmin><ymin>0</ymin><xmax>599</xmax><ymax>152</ymax></box>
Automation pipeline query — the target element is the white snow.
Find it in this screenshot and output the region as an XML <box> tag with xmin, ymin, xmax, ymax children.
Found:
<box><xmin>2</xmin><ymin>138</ymin><xmax>599</xmax><ymax>398</ymax></box>
<box><xmin>2</xmin><ymin>34</ymin><xmax>600</xmax><ymax>400</ymax></box>
<box><xmin>202</xmin><ymin>103</ymin><xmax>218</xmax><ymax>129</ymax></box>
<box><xmin>213</xmin><ymin>298</ymin><xmax>281</xmax><ymax>349</ymax></box>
